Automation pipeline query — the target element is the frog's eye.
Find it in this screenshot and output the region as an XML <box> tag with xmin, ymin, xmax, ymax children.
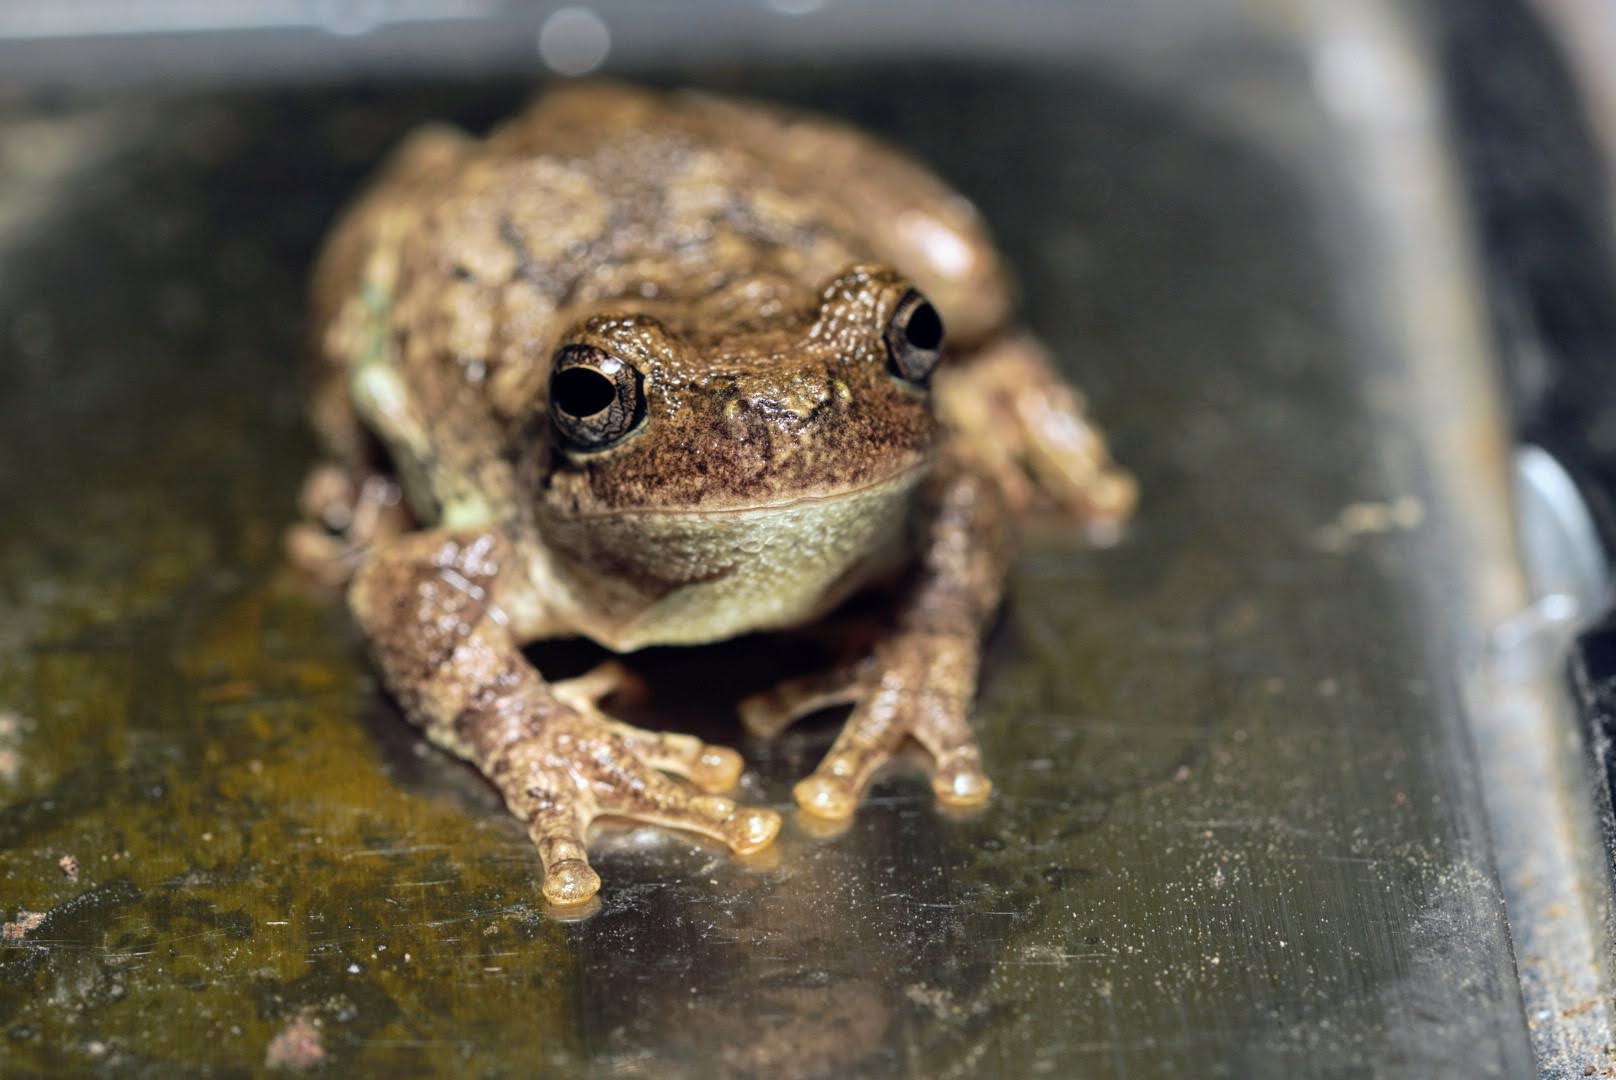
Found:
<box><xmin>549</xmin><ymin>344</ymin><xmax>646</xmax><ymax>451</ymax></box>
<box><xmin>884</xmin><ymin>290</ymin><xmax>944</xmax><ymax>384</ymax></box>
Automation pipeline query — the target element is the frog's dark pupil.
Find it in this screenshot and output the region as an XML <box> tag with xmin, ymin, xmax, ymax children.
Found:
<box><xmin>553</xmin><ymin>367</ymin><xmax>617</xmax><ymax>418</ymax></box>
<box><xmin>904</xmin><ymin>302</ymin><xmax>943</xmax><ymax>352</ymax></box>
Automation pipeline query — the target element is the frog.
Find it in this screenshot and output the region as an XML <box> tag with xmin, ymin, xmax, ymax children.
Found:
<box><xmin>288</xmin><ymin>82</ymin><xmax>1135</xmax><ymax>908</ymax></box>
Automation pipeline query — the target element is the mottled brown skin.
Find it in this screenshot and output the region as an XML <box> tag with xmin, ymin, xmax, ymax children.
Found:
<box><xmin>292</xmin><ymin>82</ymin><xmax>1135</xmax><ymax>908</ymax></box>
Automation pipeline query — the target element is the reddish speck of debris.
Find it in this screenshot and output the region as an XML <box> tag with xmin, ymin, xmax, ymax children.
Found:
<box><xmin>3</xmin><ymin>911</ymin><xmax>46</xmax><ymax>941</ymax></box>
<box><xmin>266</xmin><ymin>1011</ymin><xmax>326</xmax><ymax>1071</ymax></box>
<box><xmin>58</xmin><ymin>855</ymin><xmax>79</xmax><ymax>881</ymax></box>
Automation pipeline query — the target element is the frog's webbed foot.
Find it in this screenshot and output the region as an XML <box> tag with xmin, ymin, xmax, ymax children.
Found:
<box><xmin>285</xmin><ymin>463</ymin><xmax>408</xmax><ymax>589</ymax></box>
<box><xmin>491</xmin><ymin>702</ymin><xmax>780</xmax><ymax>905</ymax></box>
<box><xmin>743</xmin><ymin>636</ymin><xmax>991</xmax><ymax>819</ymax></box>
<box><xmin>935</xmin><ymin>334</ymin><xmax>1136</xmax><ymax>535</ymax></box>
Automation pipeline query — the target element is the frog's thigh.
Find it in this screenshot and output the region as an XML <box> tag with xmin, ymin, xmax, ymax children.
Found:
<box><xmin>681</xmin><ymin>91</ymin><xmax>1012</xmax><ymax>341</ymax></box>
<box><xmin>936</xmin><ymin>334</ymin><xmax>1136</xmax><ymax>527</ymax></box>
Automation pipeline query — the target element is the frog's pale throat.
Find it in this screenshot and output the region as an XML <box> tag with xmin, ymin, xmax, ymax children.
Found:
<box><xmin>541</xmin><ymin>463</ymin><xmax>929</xmax><ymax>652</ymax></box>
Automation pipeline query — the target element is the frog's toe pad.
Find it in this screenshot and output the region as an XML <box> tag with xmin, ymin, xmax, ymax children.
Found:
<box><xmin>730</xmin><ymin>806</ymin><xmax>784</xmax><ymax>854</ymax></box>
<box><xmin>541</xmin><ymin>858</ymin><xmax>602</xmax><ymax>907</ymax></box>
<box><xmin>690</xmin><ymin>745</ymin><xmax>745</xmax><ymax>793</ymax></box>
<box><xmin>794</xmin><ymin>775</ymin><xmax>859</xmax><ymax>821</ymax></box>
<box><xmin>932</xmin><ymin>754</ymin><xmax>993</xmax><ymax>807</ymax></box>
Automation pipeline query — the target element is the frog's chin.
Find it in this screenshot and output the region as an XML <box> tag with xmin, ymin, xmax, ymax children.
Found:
<box><xmin>543</xmin><ymin>462</ymin><xmax>929</xmax><ymax>651</ymax></box>
<box><xmin>655</xmin><ymin>459</ymin><xmax>930</xmax><ymax>518</ymax></box>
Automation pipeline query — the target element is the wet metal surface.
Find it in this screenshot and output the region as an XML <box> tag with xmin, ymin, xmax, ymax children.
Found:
<box><xmin>0</xmin><ymin>62</ymin><xmax>1537</xmax><ymax>1077</ymax></box>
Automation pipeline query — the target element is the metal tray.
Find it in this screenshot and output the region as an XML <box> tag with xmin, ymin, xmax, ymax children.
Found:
<box><xmin>1</xmin><ymin>2</ymin><xmax>1606</xmax><ymax>1075</ymax></box>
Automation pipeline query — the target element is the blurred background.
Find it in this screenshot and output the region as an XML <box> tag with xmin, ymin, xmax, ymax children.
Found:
<box><xmin>3</xmin><ymin>1</ymin><xmax>1616</xmax><ymax>1076</ymax></box>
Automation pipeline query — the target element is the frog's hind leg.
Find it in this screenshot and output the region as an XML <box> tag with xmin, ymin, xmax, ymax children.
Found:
<box><xmin>935</xmin><ymin>333</ymin><xmax>1137</xmax><ymax>539</ymax></box>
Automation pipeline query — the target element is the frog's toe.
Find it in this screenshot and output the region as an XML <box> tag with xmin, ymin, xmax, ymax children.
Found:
<box><xmin>911</xmin><ymin>693</ymin><xmax>994</xmax><ymax>811</ymax></box>
<box><xmin>793</xmin><ymin>725</ymin><xmax>901</xmax><ymax>820</ymax></box>
<box><xmin>738</xmin><ymin>662</ymin><xmax>866</xmax><ymax>738</ymax></box>
<box><xmin>737</xmin><ymin>807</ymin><xmax>784</xmax><ymax>852</ymax></box>
<box><xmin>286</xmin><ymin>464</ymin><xmax>408</xmax><ymax>588</ymax></box>
<box><xmin>284</xmin><ymin>522</ymin><xmax>361</xmax><ymax>589</ymax></box>
<box><xmin>692</xmin><ymin>796</ymin><xmax>782</xmax><ymax>854</ymax></box>
<box><xmin>521</xmin><ymin>797</ymin><xmax>603</xmax><ymax>908</ymax></box>
<box><xmin>602</xmin><ymin>719</ymin><xmax>745</xmax><ymax>793</ymax></box>
<box><xmin>593</xmin><ymin>764</ymin><xmax>783</xmax><ymax>856</ymax></box>
<box><xmin>552</xmin><ymin>660</ymin><xmax>649</xmax><ymax>709</ymax></box>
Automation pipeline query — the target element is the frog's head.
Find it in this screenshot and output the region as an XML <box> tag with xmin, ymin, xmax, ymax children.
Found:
<box><xmin>528</xmin><ymin>264</ymin><xmax>944</xmax><ymax>644</ymax></box>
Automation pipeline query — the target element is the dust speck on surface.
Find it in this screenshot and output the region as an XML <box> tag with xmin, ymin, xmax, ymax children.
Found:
<box><xmin>3</xmin><ymin>911</ymin><xmax>46</xmax><ymax>940</ymax></box>
<box><xmin>906</xmin><ymin>982</ymin><xmax>964</xmax><ymax>1022</ymax></box>
<box><xmin>1312</xmin><ymin>495</ymin><xmax>1426</xmax><ymax>552</ymax></box>
<box><xmin>265</xmin><ymin>1011</ymin><xmax>326</xmax><ymax>1072</ymax></box>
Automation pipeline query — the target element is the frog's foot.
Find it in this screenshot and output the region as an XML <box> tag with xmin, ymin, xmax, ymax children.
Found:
<box><xmin>745</xmin><ymin>633</ymin><xmax>991</xmax><ymax>820</ymax></box>
<box><xmin>285</xmin><ymin>463</ymin><xmax>408</xmax><ymax>588</ymax></box>
<box><xmin>490</xmin><ymin>700</ymin><xmax>779</xmax><ymax>907</ymax></box>
<box><xmin>936</xmin><ymin>334</ymin><xmax>1136</xmax><ymax>533</ymax></box>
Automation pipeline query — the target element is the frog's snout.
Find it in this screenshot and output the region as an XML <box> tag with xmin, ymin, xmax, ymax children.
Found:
<box><xmin>719</xmin><ymin>375</ymin><xmax>851</xmax><ymax>436</ymax></box>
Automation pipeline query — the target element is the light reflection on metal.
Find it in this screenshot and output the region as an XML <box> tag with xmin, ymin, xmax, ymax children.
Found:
<box><xmin>537</xmin><ymin>6</ymin><xmax>611</xmax><ymax>77</ymax></box>
<box><xmin>0</xmin><ymin>0</ymin><xmax>499</xmax><ymax>40</ymax></box>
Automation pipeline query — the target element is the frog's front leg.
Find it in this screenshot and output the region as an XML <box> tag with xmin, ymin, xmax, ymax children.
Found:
<box><xmin>349</xmin><ymin>529</ymin><xmax>781</xmax><ymax>905</ymax></box>
<box><xmin>744</xmin><ymin>460</ymin><xmax>1013</xmax><ymax>819</ymax></box>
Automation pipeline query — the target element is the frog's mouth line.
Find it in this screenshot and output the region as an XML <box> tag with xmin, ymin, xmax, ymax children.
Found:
<box><xmin>566</xmin><ymin>458</ymin><xmax>931</xmax><ymax>520</ymax></box>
